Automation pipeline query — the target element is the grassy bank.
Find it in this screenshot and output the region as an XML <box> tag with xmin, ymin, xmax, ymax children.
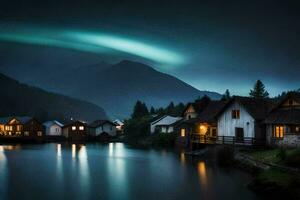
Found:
<box><xmin>240</xmin><ymin>148</ymin><xmax>300</xmax><ymax>199</ymax></box>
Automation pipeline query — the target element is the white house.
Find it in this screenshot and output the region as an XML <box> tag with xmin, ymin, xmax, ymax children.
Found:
<box><xmin>43</xmin><ymin>120</ymin><xmax>64</xmax><ymax>136</ymax></box>
<box><xmin>216</xmin><ymin>96</ymin><xmax>274</xmax><ymax>144</ymax></box>
<box><xmin>150</xmin><ymin>115</ymin><xmax>182</xmax><ymax>134</ymax></box>
<box><xmin>89</xmin><ymin>120</ymin><xmax>117</xmax><ymax>137</ymax></box>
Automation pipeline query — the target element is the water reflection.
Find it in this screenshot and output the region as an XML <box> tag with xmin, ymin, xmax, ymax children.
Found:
<box><xmin>107</xmin><ymin>143</ymin><xmax>129</xmax><ymax>199</ymax></box>
<box><xmin>198</xmin><ymin>161</ymin><xmax>207</xmax><ymax>187</ymax></box>
<box><xmin>180</xmin><ymin>151</ymin><xmax>186</xmax><ymax>166</ymax></box>
<box><xmin>0</xmin><ymin>146</ymin><xmax>8</xmax><ymax>199</ymax></box>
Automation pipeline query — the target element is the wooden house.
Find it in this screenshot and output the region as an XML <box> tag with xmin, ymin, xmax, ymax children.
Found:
<box><xmin>89</xmin><ymin>120</ymin><xmax>117</xmax><ymax>137</ymax></box>
<box><xmin>0</xmin><ymin>116</ymin><xmax>45</xmax><ymax>138</ymax></box>
<box><xmin>62</xmin><ymin>120</ymin><xmax>88</xmax><ymax>141</ymax></box>
<box><xmin>177</xmin><ymin>97</ymin><xmax>227</xmax><ymax>146</ymax></box>
<box><xmin>150</xmin><ymin>115</ymin><xmax>182</xmax><ymax>134</ymax></box>
<box><xmin>216</xmin><ymin>96</ymin><xmax>274</xmax><ymax>145</ymax></box>
<box><xmin>43</xmin><ymin>120</ymin><xmax>64</xmax><ymax>136</ymax></box>
<box><xmin>265</xmin><ymin>92</ymin><xmax>300</xmax><ymax>147</ymax></box>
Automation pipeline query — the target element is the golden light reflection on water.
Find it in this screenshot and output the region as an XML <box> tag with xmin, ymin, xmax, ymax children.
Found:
<box><xmin>72</xmin><ymin>144</ymin><xmax>76</xmax><ymax>158</ymax></box>
<box><xmin>198</xmin><ymin>161</ymin><xmax>207</xmax><ymax>187</ymax></box>
<box><xmin>180</xmin><ymin>151</ymin><xmax>186</xmax><ymax>165</ymax></box>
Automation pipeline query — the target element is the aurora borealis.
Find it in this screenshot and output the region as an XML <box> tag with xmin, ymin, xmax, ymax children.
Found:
<box><xmin>0</xmin><ymin>0</ymin><xmax>300</xmax><ymax>96</ymax></box>
<box><xmin>0</xmin><ymin>25</ymin><xmax>184</xmax><ymax>66</ymax></box>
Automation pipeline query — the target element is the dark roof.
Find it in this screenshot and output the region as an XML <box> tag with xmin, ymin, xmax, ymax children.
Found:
<box><xmin>0</xmin><ymin>116</ymin><xmax>33</xmax><ymax>124</ymax></box>
<box><xmin>63</xmin><ymin>120</ymin><xmax>87</xmax><ymax>127</ymax></box>
<box><xmin>265</xmin><ymin>92</ymin><xmax>300</xmax><ymax>124</ymax></box>
<box><xmin>89</xmin><ymin>120</ymin><xmax>116</xmax><ymax>128</ymax></box>
<box><xmin>216</xmin><ymin>96</ymin><xmax>275</xmax><ymax>120</ymax></box>
<box><xmin>181</xmin><ymin>96</ymin><xmax>211</xmax><ymax>116</ymax></box>
<box><xmin>265</xmin><ymin>109</ymin><xmax>300</xmax><ymax>124</ymax></box>
<box><xmin>182</xmin><ymin>100</ymin><xmax>227</xmax><ymax>124</ymax></box>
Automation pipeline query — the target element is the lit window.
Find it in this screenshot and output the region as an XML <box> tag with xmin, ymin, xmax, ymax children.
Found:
<box><xmin>274</xmin><ymin>125</ymin><xmax>284</xmax><ymax>138</ymax></box>
<box><xmin>37</xmin><ymin>131</ymin><xmax>42</xmax><ymax>136</ymax></box>
<box><xmin>181</xmin><ymin>129</ymin><xmax>186</xmax><ymax>137</ymax></box>
<box><xmin>24</xmin><ymin>131</ymin><xmax>29</xmax><ymax>136</ymax></box>
<box><xmin>296</xmin><ymin>126</ymin><xmax>300</xmax><ymax>133</ymax></box>
<box><xmin>79</xmin><ymin>126</ymin><xmax>84</xmax><ymax>130</ymax></box>
<box><xmin>72</xmin><ymin>126</ymin><xmax>76</xmax><ymax>130</ymax></box>
<box><xmin>232</xmin><ymin>110</ymin><xmax>240</xmax><ymax>119</ymax></box>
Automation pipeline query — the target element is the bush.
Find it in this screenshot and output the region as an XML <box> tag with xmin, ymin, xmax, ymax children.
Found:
<box><xmin>151</xmin><ymin>133</ymin><xmax>176</xmax><ymax>147</ymax></box>
<box><xmin>277</xmin><ymin>148</ymin><xmax>287</xmax><ymax>160</ymax></box>
<box><xmin>216</xmin><ymin>146</ymin><xmax>234</xmax><ymax>166</ymax></box>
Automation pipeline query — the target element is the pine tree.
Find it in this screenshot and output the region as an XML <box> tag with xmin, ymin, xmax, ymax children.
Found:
<box><xmin>166</xmin><ymin>102</ymin><xmax>175</xmax><ymax>115</ymax></box>
<box><xmin>249</xmin><ymin>80</ymin><xmax>269</xmax><ymax>99</ymax></box>
<box><xmin>150</xmin><ymin>106</ymin><xmax>156</xmax><ymax>114</ymax></box>
<box><xmin>221</xmin><ymin>89</ymin><xmax>231</xmax><ymax>100</ymax></box>
<box><xmin>131</xmin><ymin>101</ymin><xmax>149</xmax><ymax>119</ymax></box>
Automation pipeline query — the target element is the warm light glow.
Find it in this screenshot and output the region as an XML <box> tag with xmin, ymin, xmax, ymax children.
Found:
<box><xmin>198</xmin><ymin>161</ymin><xmax>207</xmax><ymax>187</ymax></box>
<box><xmin>72</xmin><ymin>126</ymin><xmax>76</xmax><ymax>130</ymax></box>
<box><xmin>199</xmin><ymin>125</ymin><xmax>208</xmax><ymax>135</ymax></box>
<box><xmin>274</xmin><ymin>125</ymin><xmax>284</xmax><ymax>138</ymax></box>
<box><xmin>79</xmin><ymin>126</ymin><xmax>84</xmax><ymax>130</ymax></box>
<box><xmin>180</xmin><ymin>151</ymin><xmax>186</xmax><ymax>165</ymax></box>
<box><xmin>72</xmin><ymin>144</ymin><xmax>76</xmax><ymax>158</ymax></box>
<box><xmin>181</xmin><ymin>129</ymin><xmax>186</xmax><ymax>137</ymax></box>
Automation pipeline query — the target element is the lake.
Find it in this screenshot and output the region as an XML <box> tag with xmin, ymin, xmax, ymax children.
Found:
<box><xmin>0</xmin><ymin>143</ymin><xmax>259</xmax><ymax>200</ymax></box>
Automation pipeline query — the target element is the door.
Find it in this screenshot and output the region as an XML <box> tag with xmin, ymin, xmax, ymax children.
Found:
<box><xmin>235</xmin><ymin>127</ymin><xmax>244</xmax><ymax>142</ymax></box>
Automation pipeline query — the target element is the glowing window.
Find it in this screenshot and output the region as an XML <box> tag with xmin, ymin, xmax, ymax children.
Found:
<box><xmin>79</xmin><ymin>126</ymin><xmax>84</xmax><ymax>130</ymax></box>
<box><xmin>24</xmin><ymin>131</ymin><xmax>29</xmax><ymax>136</ymax></box>
<box><xmin>181</xmin><ymin>129</ymin><xmax>186</xmax><ymax>137</ymax></box>
<box><xmin>37</xmin><ymin>131</ymin><xmax>42</xmax><ymax>136</ymax></box>
<box><xmin>274</xmin><ymin>125</ymin><xmax>284</xmax><ymax>138</ymax></box>
<box><xmin>72</xmin><ymin>126</ymin><xmax>76</xmax><ymax>130</ymax></box>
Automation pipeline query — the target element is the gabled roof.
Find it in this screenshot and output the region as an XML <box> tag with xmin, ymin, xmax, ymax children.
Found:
<box><xmin>216</xmin><ymin>96</ymin><xmax>275</xmax><ymax>120</ymax></box>
<box><xmin>265</xmin><ymin>92</ymin><xmax>300</xmax><ymax>124</ymax></box>
<box><xmin>63</xmin><ymin>120</ymin><xmax>87</xmax><ymax>127</ymax></box>
<box><xmin>0</xmin><ymin>116</ymin><xmax>33</xmax><ymax>124</ymax></box>
<box><xmin>181</xmin><ymin>100</ymin><xmax>227</xmax><ymax>124</ymax></box>
<box><xmin>43</xmin><ymin>120</ymin><xmax>64</xmax><ymax>127</ymax></box>
<box><xmin>152</xmin><ymin>115</ymin><xmax>182</xmax><ymax>126</ymax></box>
<box><xmin>181</xmin><ymin>96</ymin><xmax>211</xmax><ymax>116</ymax></box>
<box><xmin>89</xmin><ymin>120</ymin><xmax>116</xmax><ymax>128</ymax></box>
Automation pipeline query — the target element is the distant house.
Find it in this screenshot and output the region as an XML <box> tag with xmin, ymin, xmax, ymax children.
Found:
<box><xmin>177</xmin><ymin>97</ymin><xmax>227</xmax><ymax>146</ymax></box>
<box><xmin>265</xmin><ymin>92</ymin><xmax>300</xmax><ymax>147</ymax></box>
<box><xmin>216</xmin><ymin>96</ymin><xmax>274</xmax><ymax>145</ymax></box>
<box><xmin>0</xmin><ymin>116</ymin><xmax>45</xmax><ymax>138</ymax></box>
<box><xmin>113</xmin><ymin>119</ymin><xmax>124</xmax><ymax>135</ymax></box>
<box><xmin>150</xmin><ymin>115</ymin><xmax>182</xmax><ymax>134</ymax></box>
<box><xmin>89</xmin><ymin>120</ymin><xmax>117</xmax><ymax>137</ymax></box>
<box><xmin>62</xmin><ymin>120</ymin><xmax>88</xmax><ymax>140</ymax></box>
<box><xmin>43</xmin><ymin>120</ymin><xmax>64</xmax><ymax>136</ymax></box>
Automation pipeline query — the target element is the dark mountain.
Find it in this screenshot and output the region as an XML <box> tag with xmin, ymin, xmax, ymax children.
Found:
<box><xmin>0</xmin><ymin>47</ymin><xmax>221</xmax><ymax>118</ymax></box>
<box><xmin>0</xmin><ymin>73</ymin><xmax>107</xmax><ymax>122</ymax></box>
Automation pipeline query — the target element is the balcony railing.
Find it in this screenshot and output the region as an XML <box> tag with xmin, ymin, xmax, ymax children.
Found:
<box><xmin>190</xmin><ymin>134</ymin><xmax>265</xmax><ymax>146</ymax></box>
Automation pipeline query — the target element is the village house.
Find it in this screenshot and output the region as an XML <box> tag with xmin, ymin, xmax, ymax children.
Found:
<box><xmin>113</xmin><ymin>119</ymin><xmax>124</xmax><ymax>135</ymax></box>
<box><xmin>89</xmin><ymin>120</ymin><xmax>117</xmax><ymax>137</ymax></box>
<box><xmin>150</xmin><ymin>115</ymin><xmax>182</xmax><ymax>134</ymax></box>
<box><xmin>62</xmin><ymin>120</ymin><xmax>88</xmax><ymax>141</ymax></box>
<box><xmin>216</xmin><ymin>96</ymin><xmax>274</xmax><ymax>145</ymax></box>
<box><xmin>265</xmin><ymin>92</ymin><xmax>300</xmax><ymax>147</ymax></box>
<box><xmin>43</xmin><ymin>120</ymin><xmax>64</xmax><ymax>136</ymax></box>
<box><xmin>0</xmin><ymin>116</ymin><xmax>45</xmax><ymax>138</ymax></box>
<box><xmin>177</xmin><ymin>97</ymin><xmax>227</xmax><ymax>146</ymax></box>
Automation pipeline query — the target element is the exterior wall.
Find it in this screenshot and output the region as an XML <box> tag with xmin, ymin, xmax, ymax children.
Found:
<box><xmin>63</xmin><ymin>122</ymin><xmax>87</xmax><ymax>140</ymax></box>
<box><xmin>46</xmin><ymin>124</ymin><xmax>62</xmax><ymax>136</ymax></box>
<box><xmin>94</xmin><ymin>124</ymin><xmax>117</xmax><ymax>136</ymax></box>
<box><xmin>23</xmin><ymin>119</ymin><xmax>45</xmax><ymax>138</ymax></box>
<box><xmin>267</xmin><ymin>124</ymin><xmax>300</xmax><ymax>147</ymax></box>
<box><xmin>218</xmin><ymin>102</ymin><xmax>255</xmax><ymax>138</ymax></box>
<box><xmin>184</xmin><ymin>105</ymin><xmax>198</xmax><ymax>120</ymax></box>
<box><xmin>156</xmin><ymin>125</ymin><xmax>174</xmax><ymax>133</ymax></box>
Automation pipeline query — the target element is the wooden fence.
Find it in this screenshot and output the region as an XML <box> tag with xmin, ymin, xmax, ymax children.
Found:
<box><xmin>190</xmin><ymin>134</ymin><xmax>265</xmax><ymax>146</ymax></box>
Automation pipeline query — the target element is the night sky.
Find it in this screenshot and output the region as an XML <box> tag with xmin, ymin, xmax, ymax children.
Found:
<box><xmin>0</xmin><ymin>0</ymin><xmax>299</xmax><ymax>96</ymax></box>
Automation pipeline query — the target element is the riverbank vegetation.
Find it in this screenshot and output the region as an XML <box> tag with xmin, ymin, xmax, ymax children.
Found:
<box><xmin>240</xmin><ymin>148</ymin><xmax>300</xmax><ymax>199</ymax></box>
<box><xmin>123</xmin><ymin>100</ymin><xmax>185</xmax><ymax>147</ymax></box>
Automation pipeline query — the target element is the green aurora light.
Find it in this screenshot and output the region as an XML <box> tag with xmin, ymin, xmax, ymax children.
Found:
<box><xmin>0</xmin><ymin>26</ymin><xmax>185</xmax><ymax>66</ymax></box>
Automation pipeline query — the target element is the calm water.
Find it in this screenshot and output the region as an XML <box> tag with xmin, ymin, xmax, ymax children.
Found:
<box><xmin>0</xmin><ymin>143</ymin><xmax>258</xmax><ymax>200</ymax></box>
